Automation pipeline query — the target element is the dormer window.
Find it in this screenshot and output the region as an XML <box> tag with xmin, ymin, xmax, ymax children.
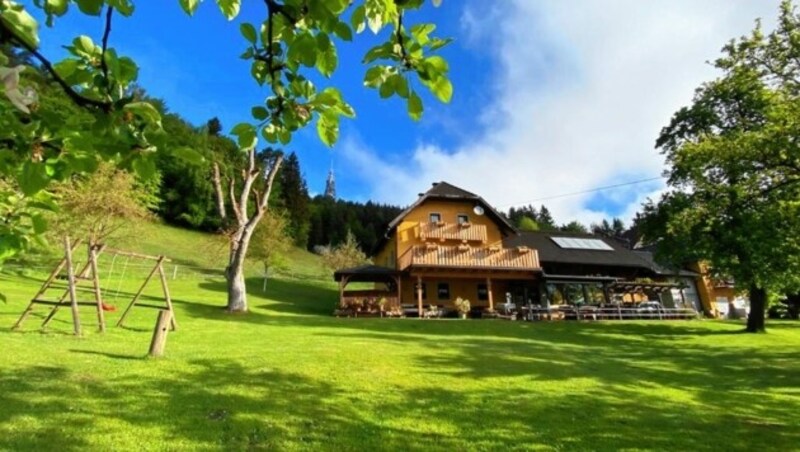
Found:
<box><xmin>457</xmin><ymin>214</ymin><xmax>469</xmax><ymax>225</ymax></box>
<box><xmin>429</xmin><ymin>213</ymin><xmax>441</xmax><ymax>223</ymax></box>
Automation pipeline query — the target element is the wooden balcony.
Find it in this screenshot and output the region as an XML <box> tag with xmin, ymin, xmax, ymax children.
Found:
<box><xmin>419</xmin><ymin>222</ymin><xmax>488</xmax><ymax>243</ymax></box>
<box><xmin>398</xmin><ymin>244</ymin><xmax>540</xmax><ymax>272</ymax></box>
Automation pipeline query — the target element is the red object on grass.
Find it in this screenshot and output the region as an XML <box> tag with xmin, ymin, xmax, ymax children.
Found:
<box><xmin>102</xmin><ymin>303</ymin><xmax>117</xmax><ymax>312</ymax></box>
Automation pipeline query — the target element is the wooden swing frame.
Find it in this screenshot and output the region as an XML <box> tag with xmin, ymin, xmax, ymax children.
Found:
<box><xmin>11</xmin><ymin>237</ymin><xmax>177</xmax><ymax>335</ymax></box>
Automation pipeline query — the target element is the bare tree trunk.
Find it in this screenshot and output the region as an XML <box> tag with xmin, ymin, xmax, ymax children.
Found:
<box><xmin>746</xmin><ymin>284</ymin><xmax>766</xmax><ymax>332</ymax></box>
<box><xmin>213</xmin><ymin>150</ymin><xmax>283</xmax><ymax>313</ymax></box>
<box><xmin>212</xmin><ymin>163</ymin><xmax>227</xmax><ymax>221</ymax></box>
<box><xmin>268</xmin><ymin>261</ymin><xmax>269</xmax><ymax>292</ymax></box>
<box><xmin>787</xmin><ymin>293</ymin><xmax>800</xmax><ymax>320</ymax></box>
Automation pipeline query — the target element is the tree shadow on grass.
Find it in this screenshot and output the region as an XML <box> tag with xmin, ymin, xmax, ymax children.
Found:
<box><xmin>1</xmin><ymin>355</ymin><xmax>797</xmax><ymax>450</ymax></box>
<box><xmin>194</xmin><ymin>277</ymin><xmax>337</xmax><ymax>317</ymax></box>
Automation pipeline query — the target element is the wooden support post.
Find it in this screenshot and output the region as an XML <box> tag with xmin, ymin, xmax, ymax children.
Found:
<box><xmin>12</xmin><ymin>239</ymin><xmax>82</xmax><ymax>330</ymax></box>
<box><xmin>417</xmin><ymin>276</ymin><xmax>423</xmax><ymax>318</ymax></box>
<box><xmin>89</xmin><ymin>244</ymin><xmax>106</xmax><ymax>332</ymax></box>
<box><xmin>157</xmin><ymin>259</ymin><xmax>177</xmax><ymax>331</ymax></box>
<box><xmin>64</xmin><ymin>237</ymin><xmax>81</xmax><ymax>336</ymax></box>
<box><xmin>396</xmin><ymin>276</ymin><xmax>402</xmax><ymax>314</ymax></box>
<box><xmin>148</xmin><ymin>310</ymin><xmax>172</xmax><ymax>357</ymax></box>
<box><xmin>339</xmin><ymin>278</ymin><xmax>345</xmax><ymax>308</ymax></box>
<box><xmin>487</xmin><ymin>277</ymin><xmax>494</xmax><ymax>311</ymax></box>
<box><xmin>116</xmin><ymin>260</ymin><xmax>161</xmax><ymax>327</ymax></box>
<box><xmin>40</xmin><ymin>260</ymin><xmax>92</xmax><ymax>329</ymax></box>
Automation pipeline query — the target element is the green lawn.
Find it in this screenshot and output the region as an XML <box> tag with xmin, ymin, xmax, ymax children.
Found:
<box><xmin>1</xmin><ymin>225</ymin><xmax>799</xmax><ymax>451</ymax></box>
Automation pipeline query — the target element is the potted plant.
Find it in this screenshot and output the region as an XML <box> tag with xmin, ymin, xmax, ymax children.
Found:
<box><xmin>454</xmin><ymin>297</ymin><xmax>471</xmax><ymax>319</ymax></box>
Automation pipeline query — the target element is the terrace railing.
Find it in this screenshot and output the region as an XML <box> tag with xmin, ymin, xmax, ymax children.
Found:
<box><xmin>419</xmin><ymin>222</ymin><xmax>488</xmax><ymax>243</ymax></box>
<box><xmin>398</xmin><ymin>244</ymin><xmax>539</xmax><ymax>271</ymax></box>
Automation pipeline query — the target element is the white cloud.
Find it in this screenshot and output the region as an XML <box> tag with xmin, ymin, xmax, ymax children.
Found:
<box><xmin>343</xmin><ymin>0</ymin><xmax>781</xmax><ymax>226</ymax></box>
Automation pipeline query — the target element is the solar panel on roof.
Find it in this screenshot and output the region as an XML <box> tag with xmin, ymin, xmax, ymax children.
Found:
<box><xmin>551</xmin><ymin>237</ymin><xmax>614</xmax><ymax>251</ymax></box>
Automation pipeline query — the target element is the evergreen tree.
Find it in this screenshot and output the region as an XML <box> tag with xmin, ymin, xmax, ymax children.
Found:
<box><xmin>537</xmin><ymin>206</ymin><xmax>557</xmax><ymax>230</ymax></box>
<box><xmin>279</xmin><ymin>152</ymin><xmax>311</xmax><ymax>247</ymax></box>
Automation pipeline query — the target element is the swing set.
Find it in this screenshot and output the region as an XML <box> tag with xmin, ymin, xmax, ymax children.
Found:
<box><xmin>12</xmin><ymin>236</ymin><xmax>177</xmax><ymax>336</ymax></box>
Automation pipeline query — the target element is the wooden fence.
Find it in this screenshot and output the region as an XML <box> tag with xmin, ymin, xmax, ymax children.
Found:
<box><xmin>398</xmin><ymin>245</ymin><xmax>539</xmax><ymax>270</ymax></box>
<box><xmin>419</xmin><ymin>222</ymin><xmax>488</xmax><ymax>243</ymax></box>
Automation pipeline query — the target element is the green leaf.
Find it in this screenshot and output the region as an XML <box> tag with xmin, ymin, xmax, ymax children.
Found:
<box><xmin>316</xmin><ymin>112</ymin><xmax>339</xmax><ymax>147</ymax></box>
<box><xmin>116</xmin><ymin>57</ymin><xmax>139</xmax><ymax>84</ymax></box>
<box><xmin>53</xmin><ymin>59</ymin><xmax>79</xmax><ymax>79</ymax></box>
<box><xmin>107</xmin><ymin>0</ymin><xmax>135</xmax><ymax>16</ymax></box>
<box><xmin>351</xmin><ymin>5</ymin><xmax>366</xmax><ymax>33</ymax></box>
<box><xmin>74</xmin><ymin>0</ymin><xmax>103</xmax><ymax>15</ymax></box>
<box><xmin>216</xmin><ymin>0</ymin><xmax>240</xmax><ymax>20</ymax></box>
<box><xmin>18</xmin><ymin>161</ymin><xmax>50</xmax><ymax>196</ymax></box>
<box><xmin>171</xmin><ymin>147</ymin><xmax>205</xmax><ymax>165</ymax></box>
<box><xmin>74</xmin><ymin>35</ymin><xmax>96</xmax><ymax>57</ymax></box>
<box><xmin>123</xmin><ymin>102</ymin><xmax>162</xmax><ymax>127</ymax></box>
<box><xmin>31</xmin><ymin>214</ymin><xmax>47</xmax><ymax>235</ymax></box>
<box><xmin>0</xmin><ymin>234</ymin><xmax>24</xmax><ymax>262</ymax></box>
<box><xmin>287</xmin><ymin>32</ymin><xmax>317</xmax><ymax>67</ymax></box>
<box><xmin>179</xmin><ymin>0</ymin><xmax>201</xmax><ymax>16</ymax></box>
<box><xmin>425</xmin><ymin>55</ymin><xmax>449</xmax><ymax>73</ymax></box>
<box><xmin>315</xmin><ymin>34</ymin><xmax>338</xmax><ymax>77</ymax></box>
<box><xmin>334</xmin><ymin>22</ymin><xmax>352</xmax><ymax>41</ymax></box>
<box><xmin>432</xmin><ymin>0</ymin><xmax>442</xmax><ymax>6</ymax></box>
<box><xmin>363</xmin><ymin>65</ymin><xmax>385</xmax><ymax>87</ymax></box>
<box><xmin>240</xmin><ymin>22</ymin><xmax>257</xmax><ymax>44</ymax></box>
<box><xmin>407</xmin><ymin>90</ymin><xmax>423</xmax><ymax>121</ymax></box>
<box><xmin>131</xmin><ymin>156</ymin><xmax>157</xmax><ymax>180</ymax></box>
<box><xmin>379</xmin><ymin>78</ymin><xmax>395</xmax><ymax>98</ymax></box>
<box><xmin>431</xmin><ymin>77</ymin><xmax>453</xmax><ymax>103</ymax></box>
<box><xmin>231</xmin><ymin>122</ymin><xmax>257</xmax><ymax>149</ymax></box>
<box><xmin>393</xmin><ymin>75</ymin><xmax>409</xmax><ymax>98</ymax></box>
<box><xmin>44</xmin><ymin>0</ymin><xmax>69</xmax><ymax>20</ymax></box>
<box><xmin>251</xmin><ymin>106</ymin><xmax>269</xmax><ymax>120</ymax></box>
<box><xmin>411</xmin><ymin>23</ymin><xmax>436</xmax><ymax>45</ymax></box>
<box><xmin>1</xmin><ymin>5</ymin><xmax>40</xmax><ymax>48</ymax></box>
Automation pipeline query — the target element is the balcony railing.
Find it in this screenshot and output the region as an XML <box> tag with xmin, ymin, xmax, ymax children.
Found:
<box><xmin>419</xmin><ymin>222</ymin><xmax>488</xmax><ymax>243</ymax></box>
<box><xmin>398</xmin><ymin>244</ymin><xmax>540</xmax><ymax>271</ymax></box>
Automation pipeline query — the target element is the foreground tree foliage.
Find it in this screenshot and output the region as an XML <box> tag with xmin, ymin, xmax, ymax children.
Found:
<box><xmin>642</xmin><ymin>0</ymin><xmax>800</xmax><ymax>332</ymax></box>
<box><xmin>2</xmin><ymin>0</ymin><xmax>453</xmax><ymax>312</ymax></box>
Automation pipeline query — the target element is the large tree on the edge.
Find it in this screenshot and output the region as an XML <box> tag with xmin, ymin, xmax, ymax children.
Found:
<box><xmin>642</xmin><ymin>0</ymin><xmax>800</xmax><ymax>332</ymax></box>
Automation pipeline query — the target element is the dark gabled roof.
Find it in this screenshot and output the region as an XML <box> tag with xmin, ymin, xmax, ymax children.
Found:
<box><xmin>631</xmin><ymin>250</ymin><xmax>698</xmax><ymax>277</ymax></box>
<box><xmin>374</xmin><ymin>182</ymin><xmax>516</xmax><ymax>254</ymax></box>
<box><xmin>504</xmin><ymin>230</ymin><xmax>653</xmax><ymax>269</ymax></box>
<box><xmin>333</xmin><ymin>265</ymin><xmax>400</xmax><ymax>282</ymax></box>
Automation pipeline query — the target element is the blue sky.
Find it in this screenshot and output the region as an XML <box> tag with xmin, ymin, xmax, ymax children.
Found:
<box><xmin>29</xmin><ymin>0</ymin><xmax>782</xmax><ymax>225</ymax></box>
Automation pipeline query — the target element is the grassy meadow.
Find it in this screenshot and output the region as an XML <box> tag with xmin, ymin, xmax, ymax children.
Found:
<box><xmin>1</xmin><ymin>222</ymin><xmax>799</xmax><ymax>451</ymax></box>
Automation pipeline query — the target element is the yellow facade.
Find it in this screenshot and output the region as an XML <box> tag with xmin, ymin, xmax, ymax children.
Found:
<box><xmin>371</xmin><ymin>197</ymin><xmax>533</xmax><ymax>307</ymax></box>
<box><xmin>374</xmin><ymin>236</ymin><xmax>397</xmax><ymax>269</ymax></box>
<box><xmin>398</xmin><ymin>275</ymin><xmax>510</xmax><ymax>308</ymax></box>
<box><xmin>690</xmin><ymin>262</ymin><xmax>738</xmax><ymax>316</ymax></box>
<box><xmin>394</xmin><ymin>199</ymin><xmax>505</xmax><ymax>261</ymax></box>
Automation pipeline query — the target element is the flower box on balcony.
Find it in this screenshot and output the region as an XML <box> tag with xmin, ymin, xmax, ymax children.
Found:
<box><xmin>517</xmin><ymin>246</ymin><xmax>530</xmax><ymax>254</ymax></box>
<box><xmin>459</xmin><ymin>222</ymin><xmax>471</xmax><ymax>228</ymax></box>
<box><xmin>457</xmin><ymin>244</ymin><xmax>471</xmax><ymax>252</ymax></box>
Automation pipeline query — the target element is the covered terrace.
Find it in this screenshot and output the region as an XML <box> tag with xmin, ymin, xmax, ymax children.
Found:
<box><xmin>333</xmin><ymin>265</ymin><xmax>402</xmax><ymax>317</ymax></box>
